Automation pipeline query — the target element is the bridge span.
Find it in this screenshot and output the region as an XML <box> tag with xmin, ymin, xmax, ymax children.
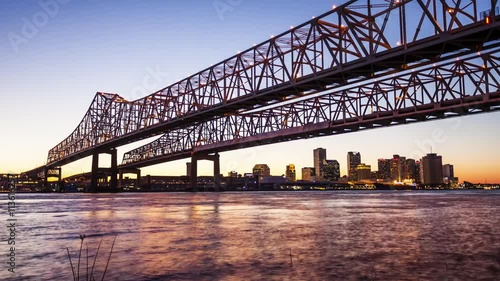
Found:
<box><xmin>120</xmin><ymin>48</ymin><xmax>500</xmax><ymax>188</ymax></box>
<box><xmin>21</xmin><ymin>0</ymin><xmax>500</xmax><ymax>191</ymax></box>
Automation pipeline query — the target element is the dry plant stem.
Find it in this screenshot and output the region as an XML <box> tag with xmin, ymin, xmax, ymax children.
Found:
<box><xmin>90</xmin><ymin>238</ymin><xmax>104</xmax><ymax>280</ymax></box>
<box><xmin>101</xmin><ymin>235</ymin><xmax>117</xmax><ymax>281</ymax></box>
<box><xmin>67</xmin><ymin>247</ymin><xmax>76</xmax><ymax>281</ymax></box>
<box><xmin>86</xmin><ymin>242</ymin><xmax>89</xmax><ymax>281</ymax></box>
<box><xmin>77</xmin><ymin>238</ymin><xmax>84</xmax><ymax>281</ymax></box>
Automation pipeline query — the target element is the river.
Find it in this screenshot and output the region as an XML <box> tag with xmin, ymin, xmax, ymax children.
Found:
<box><xmin>1</xmin><ymin>190</ymin><xmax>500</xmax><ymax>280</ymax></box>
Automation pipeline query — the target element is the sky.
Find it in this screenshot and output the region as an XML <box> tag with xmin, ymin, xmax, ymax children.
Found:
<box><xmin>1</xmin><ymin>0</ymin><xmax>499</xmax><ymax>183</ymax></box>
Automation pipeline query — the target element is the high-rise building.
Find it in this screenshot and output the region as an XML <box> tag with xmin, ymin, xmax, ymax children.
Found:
<box><xmin>421</xmin><ymin>153</ymin><xmax>443</xmax><ymax>185</ymax></box>
<box><xmin>228</xmin><ymin>171</ymin><xmax>238</xmax><ymax>178</ymax></box>
<box><xmin>415</xmin><ymin>161</ymin><xmax>421</xmax><ymax>183</ymax></box>
<box><xmin>405</xmin><ymin>158</ymin><xmax>417</xmax><ymax>180</ymax></box>
<box><xmin>347</xmin><ymin>152</ymin><xmax>361</xmax><ymax>181</ymax></box>
<box><xmin>356</xmin><ymin>163</ymin><xmax>371</xmax><ymax>181</ymax></box>
<box><xmin>314</xmin><ymin>148</ymin><xmax>327</xmax><ymax>180</ymax></box>
<box><xmin>323</xmin><ymin>160</ymin><xmax>340</xmax><ymax>181</ymax></box>
<box><xmin>186</xmin><ymin>162</ymin><xmax>192</xmax><ymax>177</ymax></box>
<box><xmin>390</xmin><ymin>154</ymin><xmax>406</xmax><ymax>182</ymax></box>
<box><xmin>253</xmin><ymin>164</ymin><xmax>270</xmax><ymax>178</ymax></box>
<box><xmin>442</xmin><ymin>164</ymin><xmax>454</xmax><ymax>184</ymax></box>
<box><xmin>377</xmin><ymin>159</ymin><xmax>391</xmax><ymax>180</ymax></box>
<box><xmin>302</xmin><ymin>167</ymin><xmax>315</xmax><ymax>181</ymax></box>
<box><xmin>285</xmin><ymin>164</ymin><xmax>296</xmax><ymax>182</ymax></box>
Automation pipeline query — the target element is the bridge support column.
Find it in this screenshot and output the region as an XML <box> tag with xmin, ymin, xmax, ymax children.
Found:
<box><xmin>118</xmin><ymin>168</ymin><xmax>141</xmax><ymax>190</ymax></box>
<box><xmin>190</xmin><ymin>153</ymin><xmax>221</xmax><ymax>192</ymax></box>
<box><xmin>190</xmin><ymin>156</ymin><xmax>198</xmax><ymax>191</ymax></box>
<box><xmin>90</xmin><ymin>148</ymin><xmax>118</xmax><ymax>193</ymax></box>
<box><xmin>90</xmin><ymin>152</ymin><xmax>99</xmax><ymax>192</ymax></box>
<box><xmin>55</xmin><ymin>167</ymin><xmax>62</xmax><ymax>192</ymax></box>
<box><xmin>44</xmin><ymin>167</ymin><xmax>49</xmax><ymax>189</ymax></box>
<box><xmin>119</xmin><ymin>170</ymin><xmax>123</xmax><ymax>189</ymax></box>
<box><xmin>213</xmin><ymin>153</ymin><xmax>221</xmax><ymax>192</ymax></box>
<box><xmin>137</xmin><ymin>169</ymin><xmax>141</xmax><ymax>189</ymax></box>
<box><xmin>110</xmin><ymin>148</ymin><xmax>118</xmax><ymax>191</ymax></box>
<box><xmin>44</xmin><ymin>167</ymin><xmax>62</xmax><ymax>191</ymax></box>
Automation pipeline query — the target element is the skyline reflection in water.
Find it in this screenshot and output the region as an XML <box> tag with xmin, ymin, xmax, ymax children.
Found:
<box><xmin>2</xmin><ymin>191</ymin><xmax>500</xmax><ymax>280</ymax></box>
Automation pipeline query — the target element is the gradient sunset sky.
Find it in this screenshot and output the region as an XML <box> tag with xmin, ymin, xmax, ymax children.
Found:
<box><xmin>1</xmin><ymin>0</ymin><xmax>499</xmax><ymax>183</ymax></box>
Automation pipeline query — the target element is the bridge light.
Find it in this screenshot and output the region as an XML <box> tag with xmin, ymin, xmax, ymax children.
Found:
<box><xmin>485</xmin><ymin>16</ymin><xmax>491</xmax><ymax>24</ymax></box>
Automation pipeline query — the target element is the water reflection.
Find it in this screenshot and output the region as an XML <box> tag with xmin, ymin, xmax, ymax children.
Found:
<box><xmin>1</xmin><ymin>191</ymin><xmax>500</xmax><ymax>280</ymax></box>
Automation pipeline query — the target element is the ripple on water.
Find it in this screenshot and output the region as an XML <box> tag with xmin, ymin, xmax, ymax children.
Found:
<box><xmin>5</xmin><ymin>191</ymin><xmax>500</xmax><ymax>281</ymax></box>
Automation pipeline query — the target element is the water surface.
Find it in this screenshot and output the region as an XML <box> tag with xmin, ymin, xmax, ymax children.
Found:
<box><xmin>1</xmin><ymin>191</ymin><xmax>500</xmax><ymax>280</ymax></box>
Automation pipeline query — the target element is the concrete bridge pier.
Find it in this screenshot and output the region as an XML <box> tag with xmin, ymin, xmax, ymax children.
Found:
<box><xmin>90</xmin><ymin>148</ymin><xmax>118</xmax><ymax>192</ymax></box>
<box><xmin>118</xmin><ymin>168</ymin><xmax>141</xmax><ymax>189</ymax></box>
<box><xmin>190</xmin><ymin>152</ymin><xmax>221</xmax><ymax>192</ymax></box>
<box><xmin>44</xmin><ymin>166</ymin><xmax>62</xmax><ymax>191</ymax></box>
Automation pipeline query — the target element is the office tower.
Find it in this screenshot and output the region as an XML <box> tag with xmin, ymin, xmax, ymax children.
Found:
<box><xmin>323</xmin><ymin>160</ymin><xmax>340</xmax><ymax>181</ymax></box>
<box><xmin>421</xmin><ymin>153</ymin><xmax>443</xmax><ymax>185</ymax></box>
<box><xmin>302</xmin><ymin>167</ymin><xmax>315</xmax><ymax>181</ymax></box>
<box><xmin>286</xmin><ymin>164</ymin><xmax>296</xmax><ymax>182</ymax></box>
<box><xmin>377</xmin><ymin>159</ymin><xmax>391</xmax><ymax>180</ymax></box>
<box><xmin>186</xmin><ymin>162</ymin><xmax>192</xmax><ymax>177</ymax></box>
<box><xmin>414</xmin><ymin>161</ymin><xmax>421</xmax><ymax>183</ymax></box>
<box><xmin>356</xmin><ymin>163</ymin><xmax>371</xmax><ymax>181</ymax></box>
<box><xmin>314</xmin><ymin>148</ymin><xmax>327</xmax><ymax>180</ymax></box>
<box><xmin>390</xmin><ymin>154</ymin><xmax>406</xmax><ymax>182</ymax></box>
<box><xmin>442</xmin><ymin>164</ymin><xmax>454</xmax><ymax>184</ymax></box>
<box><xmin>347</xmin><ymin>152</ymin><xmax>361</xmax><ymax>181</ymax></box>
<box><xmin>253</xmin><ymin>164</ymin><xmax>270</xmax><ymax>178</ymax></box>
<box><xmin>405</xmin><ymin>158</ymin><xmax>417</xmax><ymax>180</ymax></box>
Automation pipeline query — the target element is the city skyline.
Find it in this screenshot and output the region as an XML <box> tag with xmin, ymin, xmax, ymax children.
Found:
<box><xmin>1</xmin><ymin>1</ymin><xmax>499</xmax><ymax>183</ymax></box>
<box><xmin>230</xmin><ymin>149</ymin><xmax>456</xmax><ymax>184</ymax></box>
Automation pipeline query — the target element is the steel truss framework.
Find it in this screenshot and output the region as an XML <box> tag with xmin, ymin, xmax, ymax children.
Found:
<box><xmin>45</xmin><ymin>0</ymin><xmax>499</xmax><ymax>168</ymax></box>
<box><xmin>121</xmin><ymin>47</ymin><xmax>500</xmax><ymax>168</ymax></box>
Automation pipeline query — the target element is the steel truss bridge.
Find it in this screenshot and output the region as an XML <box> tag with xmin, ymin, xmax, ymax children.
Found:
<box><xmin>21</xmin><ymin>0</ymin><xmax>500</xmax><ymax>191</ymax></box>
